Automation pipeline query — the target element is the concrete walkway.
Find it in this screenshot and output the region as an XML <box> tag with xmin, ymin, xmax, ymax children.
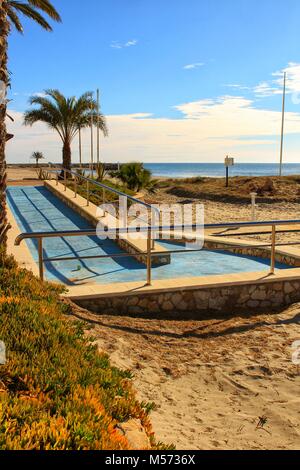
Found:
<box><xmin>45</xmin><ymin>179</ymin><xmax>170</xmax><ymax>264</ymax></box>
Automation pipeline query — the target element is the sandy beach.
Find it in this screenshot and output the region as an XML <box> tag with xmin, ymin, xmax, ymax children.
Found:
<box><xmin>68</xmin><ymin>301</ymin><xmax>300</xmax><ymax>450</ymax></box>
<box><xmin>6</xmin><ymin>166</ymin><xmax>41</xmax><ymax>182</ymax></box>
<box><xmin>65</xmin><ymin>173</ymin><xmax>299</xmax><ymax>450</ymax></box>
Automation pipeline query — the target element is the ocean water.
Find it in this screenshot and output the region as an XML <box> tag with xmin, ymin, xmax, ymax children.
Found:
<box><xmin>144</xmin><ymin>163</ymin><xmax>300</xmax><ymax>179</ymax></box>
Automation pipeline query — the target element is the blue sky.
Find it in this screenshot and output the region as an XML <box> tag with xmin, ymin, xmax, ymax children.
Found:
<box><xmin>7</xmin><ymin>0</ymin><xmax>300</xmax><ymax>163</ymax></box>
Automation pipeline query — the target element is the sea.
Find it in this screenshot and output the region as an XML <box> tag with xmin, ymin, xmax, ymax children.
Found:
<box><xmin>143</xmin><ymin>163</ymin><xmax>300</xmax><ymax>179</ymax></box>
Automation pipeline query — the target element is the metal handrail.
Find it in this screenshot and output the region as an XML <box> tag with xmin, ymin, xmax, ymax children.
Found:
<box><xmin>47</xmin><ymin>167</ymin><xmax>159</xmax><ymax>250</ymax></box>
<box><xmin>46</xmin><ymin>168</ymin><xmax>160</xmax><ymax>216</ymax></box>
<box><xmin>15</xmin><ymin>219</ymin><xmax>300</xmax><ymax>285</ymax></box>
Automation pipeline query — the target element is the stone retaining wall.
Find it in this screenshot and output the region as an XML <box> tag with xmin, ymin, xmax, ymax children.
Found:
<box><xmin>73</xmin><ymin>278</ymin><xmax>300</xmax><ymax>317</ymax></box>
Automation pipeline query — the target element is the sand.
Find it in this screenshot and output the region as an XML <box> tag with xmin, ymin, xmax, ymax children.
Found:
<box><xmin>6</xmin><ymin>167</ymin><xmax>41</xmax><ymax>182</ymax></box>
<box><xmin>7</xmin><ymin>168</ymin><xmax>300</xmax><ymax>449</ymax></box>
<box><xmin>68</xmin><ymin>302</ymin><xmax>300</xmax><ymax>450</ymax></box>
<box><xmin>148</xmin><ymin>187</ymin><xmax>300</xmax><ymax>244</ymax></box>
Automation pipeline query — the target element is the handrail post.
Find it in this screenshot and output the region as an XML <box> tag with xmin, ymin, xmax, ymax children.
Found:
<box><xmin>102</xmin><ymin>188</ymin><xmax>106</xmax><ymax>217</ymax></box>
<box><xmin>270</xmin><ymin>225</ymin><xmax>276</xmax><ymax>274</ymax></box>
<box><xmin>64</xmin><ymin>169</ymin><xmax>67</xmax><ymax>192</ymax></box>
<box><xmin>86</xmin><ymin>180</ymin><xmax>90</xmax><ymax>206</ymax></box>
<box><xmin>74</xmin><ymin>176</ymin><xmax>77</xmax><ymax>198</ymax></box>
<box><xmin>38</xmin><ymin>238</ymin><xmax>44</xmax><ymax>281</ymax></box>
<box><xmin>151</xmin><ymin>208</ymin><xmax>156</xmax><ymax>250</ymax></box>
<box><xmin>146</xmin><ymin>227</ymin><xmax>152</xmax><ymax>286</ymax></box>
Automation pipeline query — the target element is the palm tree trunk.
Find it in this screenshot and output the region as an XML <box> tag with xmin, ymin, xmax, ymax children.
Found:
<box><xmin>0</xmin><ymin>2</ymin><xmax>11</xmax><ymax>253</ymax></box>
<box><xmin>61</xmin><ymin>140</ymin><xmax>72</xmax><ymax>177</ymax></box>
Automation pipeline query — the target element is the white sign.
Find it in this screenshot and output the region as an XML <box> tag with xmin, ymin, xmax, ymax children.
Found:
<box><xmin>225</xmin><ymin>157</ymin><xmax>234</xmax><ymax>167</ymax></box>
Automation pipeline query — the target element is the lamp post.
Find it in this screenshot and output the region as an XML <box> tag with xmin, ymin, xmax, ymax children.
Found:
<box><xmin>78</xmin><ymin>127</ymin><xmax>82</xmax><ymax>169</ymax></box>
<box><xmin>90</xmin><ymin>103</ymin><xmax>94</xmax><ymax>174</ymax></box>
<box><xmin>279</xmin><ymin>71</ymin><xmax>287</xmax><ymax>177</ymax></box>
<box><xmin>97</xmin><ymin>89</ymin><xmax>100</xmax><ymax>166</ymax></box>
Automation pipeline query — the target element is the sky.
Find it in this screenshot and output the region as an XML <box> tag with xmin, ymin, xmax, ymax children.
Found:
<box><xmin>6</xmin><ymin>0</ymin><xmax>300</xmax><ymax>164</ymax></box>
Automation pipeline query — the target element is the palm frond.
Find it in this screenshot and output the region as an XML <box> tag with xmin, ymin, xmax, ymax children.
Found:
<box><xmin>44</xmin><ymin>89</ymin><xmax>67</xmax><ymax>108</ymax></box>
<box><xmin>9</xmin><ymin>1</ymin><xmax>53</xmax><ymax>31</ymax></box>
<box><xmin>7</xmin><ymin>0</ymin><xmax>61</xmax><ymax>33</ymax></box>
<box><xmin>27</xmin><ymin>0</ymin><xmax>61</xmax><ymax>22</ymax></box>
<box><xmin>24</xmin><ymin>109</ymin><xmax>56</xmax><ymax>127</ymax></box>
<box><xmin>96</xmin><ymin>113</ymin><xmax>108</xmax><ymax>137</ymax></box>
<box><xmin>7</xmin><ymin>7</ymin><xmax>24</xmax><ymax>32</ymax></box>
<box><xmin>24</xmin><ymin>90</ymin><xmax>109</xmax><ymax>162</ymax></box>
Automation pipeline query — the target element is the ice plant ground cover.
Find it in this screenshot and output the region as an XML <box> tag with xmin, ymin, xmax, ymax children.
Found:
<box><xmin>0</xmin><ymin>251</ymin><xmax>168</xmax><ymax>450</ymax></box>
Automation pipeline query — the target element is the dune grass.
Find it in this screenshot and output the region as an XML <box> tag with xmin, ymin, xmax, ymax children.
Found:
<box><xmin>0</xmin><ymin>252</ymin><xmax>161</xmax><ymax>450</ymax></box>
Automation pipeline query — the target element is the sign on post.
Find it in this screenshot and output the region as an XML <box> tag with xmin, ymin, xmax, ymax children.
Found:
<box><xmin>225</xmin><ymin>156</ymin><xmax>234</xmax><ymax>167</ymax></box>
<box><xmin>225</xmin><ymin>156</ymin><xmax>235</xmax><ymax>187</ymax></box>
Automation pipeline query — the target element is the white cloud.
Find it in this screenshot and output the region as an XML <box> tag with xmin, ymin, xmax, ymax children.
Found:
<box><xmin>252</xmin><ymin>63</ymin><xmax>300</xmax><ymax>98</ymax></box>
<box><xmin>110</xmin><ymin>42</ymin><xmax>122</xmax><ymax>49</ymax></box>
<box><xmin>183</xmin><ymin>62</ymin><xmax>204</xmax><ymax>70</ymax></box>
<box><xmin>224</xmin><ymin>63</ymin><xmax>300</xmax><ymax>99</ymax></box>
<box><xmin>125</xmin><ymin>39</ymin><xmax>138</xmax><ymax>47</ymax></box>
<box><xmin>6</xmin><ymin>94</ymin><xmax>300</xmax><ymax>165</ymax></box>
<box><xmin>10</xmin><ymin>91</ymin><xmax>46</xmax><ymax>99</ymax></box>
<box><xmin>253</xmin><ymin>81</ymin><xmax>282</xmax><ymax>97</ymax></box>
<box><xmin>272</xmin><ymin>63</ymin><xmax>300</xmax><ymax>93</ymax></box>
<box><xmin>224</xmin><ymin>84</ymin><xmax>251</xmax><ymax>91</ymax></box>
<box><xmin>110</xmin><ymin>39</ymin><xmax>138</xmax><ymax>49</ymax></box>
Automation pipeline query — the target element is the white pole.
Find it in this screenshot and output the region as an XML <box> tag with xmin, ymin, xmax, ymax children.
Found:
<box><xmin>79</xmin><ymin>127</ymin><xmax>82</xmax><ymax>169</ymax></box>
<box><xmin>279</xmin><ymin>72</ymin><xmax>286</xmax><ymax>177</ymax></box>
<box><xmin>250</xmin><ymin>192</ymin><xmax>257</xmax><ymax>221</ymax></box>
<box><xmin>97</xmin><ymin>89</ymin><xmax>100</xmax><ymax>166</ymax></box>
<box><xmin>90</xmin><ymin>103</ymin><xmax>94</xmax><ymax>175</ymax></box>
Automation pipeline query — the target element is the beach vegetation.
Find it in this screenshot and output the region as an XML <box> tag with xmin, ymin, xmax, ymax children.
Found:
<box><xmin>95</xmin><ymin>162</ymin><xmax>108</xmax><ymax>182</ymax></box>
<box><xmin>0</xmin><ymin>251</ymin><xmax>164</xmax><ymax>450</ymax></box>
<box><xmin>66</xmin><ymin>178</ymin><xmax>135</xmax><ymax>205</ymax></box>
<box><xmin>111</xmin><ymin>162</ymin><xmax>158</xmax><ymax>193</ymax></box>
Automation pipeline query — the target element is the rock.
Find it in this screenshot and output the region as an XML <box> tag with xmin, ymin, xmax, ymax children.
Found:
<box><xmin>117</xmin><ymin>419</ymin><xmax>150</xmax><ymax>450</ymax></box>
<box><xmin>172</xmin><ymin>293</ymin><xmax>183</xmax><ymax>305</ymax></box>
<box><xmin>261</xmin><ymin>301</ymin><xmax>272</xmax><ymax>308</ymax></box>
<box><xmin>127</xmin><ymin>296</ymin><xmax>139</xmax><ymax>306</ymax></box>
<box><xmin>162</xmin><ymin>301</ymin><xmax>173</xmax><ymax>311</ymax></box>
<box><xmin>209</xmin><ymin>298</ymin><xmax>222</xmax><ymax>310</ymax></box>
<box><xmin>251</xmin><ymin>290</ymin><xmax>266</xmax><ymax>301</ymax></box>
<box><xmin>139</xmin><ymin>298</ymin><xmax>150</xmax><ymax>309</ymax></box>
<box><xmin>284</xmin><ymin>283</ymin><xmax>294</xmax><ymax>294</ymax></box>
<box><xmin>247</xmin><ymin>300</ymin><xmax>260</xmax><ymax>308</ymax></box>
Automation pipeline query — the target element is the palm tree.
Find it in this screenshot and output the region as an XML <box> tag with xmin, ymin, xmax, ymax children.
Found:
<box><xmin>24</xmin><ymin>90</ymin><xmax>108</xmax><ymax>175</ymax></box>
<box><xmin>0</xmin><ymin>0</ymin><xmax>61</xmax><ymax>250</ymax></box>
<box><xmin>31</xmin><ymin>151</ymin><xmax>44</xmax><ymax>167</ymax></box>
<box><xmin>112</xmin><ymin>162</ymin><xmax>158</xmax><ymax>193</ymax></box>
